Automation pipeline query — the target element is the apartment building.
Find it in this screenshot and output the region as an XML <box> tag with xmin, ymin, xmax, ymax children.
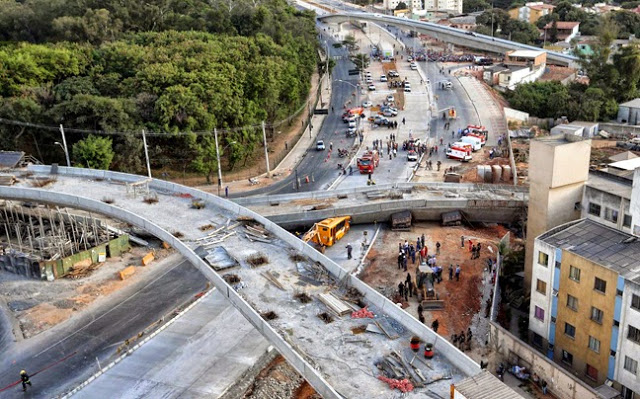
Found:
<box><xmin>509</xmin><ymin>2</ymin><xmax>555</xmax><ymax>24</ymax></box>
<box><xmin>384</xmin><ymin>0</ymin><xmax>462</xmax><ymax>15</ymax></box>
<box><xmin>529</xmin><ymin>218</ymin><xmax>640</xmax><ymax>395</ymax></box>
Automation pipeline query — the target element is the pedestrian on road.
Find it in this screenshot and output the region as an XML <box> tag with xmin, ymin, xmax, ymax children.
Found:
<box><xmin>471</xmin><ymin>245</ymin><xmax>477</xmax><ymax>259</ymax></box>
<box><xmin>331</xmin><ymin>106</ymin><xmax>334</xmax><ymax>113</ymax></box>
<box><xmin>468</xmin><ymin>240</ymin><xmax>473</xmax><ymax>252</ymax></box>
<box><xmin>397</xmin><ymin>251</ymin><xmax>404</xmax><ymax>269</ymax></box>
<box><xmin>452</xmin><ymin>131</ymin><xmax>454</xmax><ymax>139</ymax></box>
<box><xmin>402</xmin><ymin>117</ymin><xmax>406</xmax><ymax>125</ymax></box>
<box><xmin>398</xmin><ymin>281</ymin><xmax>405</xmax><ymax>299</ymax></box>
<box><xmin>449</xmin><ymin>264</ymin><xmax>453</xmax><ymax>280</ymax></box>
<box><xmin>455</xmin><ymin>265</ymin><xmax>461</xmax><ymax>281</ymax></box>
<box><xmin>225</xmin><ymin>186</ymin><xmax>229</xmax><ymax>198</ymax></box>
<box><xmin>329</xmin><ymin>142</ymin><xmax>333</xmax><ymax>151</ymax></box>
<box><xmin>421</xmin><ymin>233</ymin><xmax>425</xmax><ymax>248</ymax></box>
<box><xmin>436</xmin><ymin>241</ymin><xmax>441</xmax><ymax>255</ymax></box>
<box><xmin>431</xmin><ymin>319</ymin><xmax>439</xmax><ymax>333</ymax></box>
<box><xmin>436</xmin><ymin>160</ymin><xmax>441</xmax><ymax>171</ymax></box>
<box><xmin>407</xmin><ymin>279</ymin><xmax>413</xmax><ymax>298</ymax></box>
<box><xmin>20</xmin><ymin>370</ymin><xmax>32</xmax><ymax>392</ymax></box>
<box><xmin>419</xmin><ymin>313</ymin><xmax>425</xmax><ymax>324</ymax></box>
<box><xmin>477</xmin><ymin>242</ymin><xmax>482</xmax><ymax>255</ymax></box>
<box><xmin>403</xmin><ymin>253</ymin><xmax>408</xmax><ymax>272</ymax></box>
<box><xmin>346</xmin><ymin>244</ymin><xmax>353</xmax><ymax>260</ymax></box>
<box><xmin>410</xmin><ymin>247</ymin><xmax>416</xmax><ymax>264</ymax></box>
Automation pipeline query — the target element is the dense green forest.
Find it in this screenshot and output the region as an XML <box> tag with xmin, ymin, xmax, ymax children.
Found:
<box><xmin>0</xmin><ymin>0</ymin><xmax>319</xmax><ymax>177</ymax></box>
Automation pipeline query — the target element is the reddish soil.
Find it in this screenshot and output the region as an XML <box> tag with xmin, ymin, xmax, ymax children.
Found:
<box><xmin>360</xmin><ymin>222</ymin><xmax>512</xmax><ymax>341</ymax></box>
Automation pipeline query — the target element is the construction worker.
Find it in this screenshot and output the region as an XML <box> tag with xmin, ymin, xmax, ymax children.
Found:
<box><xmin>346</xmin><ymin>244</ymin><xmax>353</xmax><ymax>260</ymax></box>
<box><xmin>20</xmin><ymin>370</ymin><xmax>32</xmax><ymax>391</ymax></box>
<box><xmin>431</xmin><ymin>319</ymin><xmax>439</xmax><ymax>333</ymax></box>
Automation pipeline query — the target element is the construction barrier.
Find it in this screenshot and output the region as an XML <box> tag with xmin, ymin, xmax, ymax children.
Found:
<box><xmin>119</xmin><ymin>266</ymin><xmax>136</xmax><ymax>280</ymax></box>
<box><xmin>141</xmin><ymin>252</ymin><xmax>154</xmax><ymax>266</ymax></box>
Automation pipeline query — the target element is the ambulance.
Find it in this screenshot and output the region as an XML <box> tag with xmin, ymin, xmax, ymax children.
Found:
<box><xmin>446</xmin><ymin>143</ymin><xmax>472</xmax><ymax>161</ymax></box>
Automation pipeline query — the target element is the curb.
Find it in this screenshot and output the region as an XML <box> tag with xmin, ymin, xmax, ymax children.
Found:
<box><xmin>59</xmin><ymin>289</ymin><xmax>215</xmax><ymax>398</ymax></box>
<box><xmin>352</xmin><ymin>223</ymin><xmax>381</xmax><ymax>276</ymax></box>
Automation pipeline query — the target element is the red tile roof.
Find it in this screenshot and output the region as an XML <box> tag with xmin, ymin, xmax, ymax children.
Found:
<box><xmin>544</xmin><ymin>21</ymin><xmax>580</xmax><ymax>29</ymax></box>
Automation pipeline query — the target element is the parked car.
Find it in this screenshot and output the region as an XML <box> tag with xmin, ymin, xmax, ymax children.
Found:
<box><xmin>348</xmin><ymin>120</ymin><xmax>357</xmax><ymax>128</ymax></box>
<box><xmin>316</xmin><ymin>140</ymin><xmax>325</xmax><ymax>151</ymax></box>
<box><xmin>365</xmin><ymin>71</ymin><xmax>372</xmax><ymax>77</ymax></box>
<box><xmin>407</xmin><ymin>150</ymin><xmax>418</xmax><ymax>161</ymax></box>
<box><xmin>366</xmin><ymin>78</ymin><xmax>373</xmax><ymax>84</ymax></box>
<box><xmin>404</xmin><ymin>84</ymin><xmax>411</xmax><ymax>92</ymax></box>
<box><xmin>410</xmin><ymin>63</ymin><xmax>418</xmax><ymax>70</ymax></box>
<box><xmin>388</xmin><ymin>70</ymin><xmax>399</xmax><ymax>77</ymax></box>
<box><xmin>380</xmin><ymin>75</ymin><xmax>388</xmax><ymax>82</ymax></box>
<box><xmin>386</xmin><ymin>95</ymin><xmax>395</xmax><ymax>102</ymax></box>
<box><xmin>368</xmin><ymin>84</ymin><xmax>376</xmax><ymax>91</ymax></box>
<box><xmin>347</xmin><ymin>126</ymin><xmax>357</xmax><ymax>136</ymax></box>
<box><xmin>362</xmin><ymin>100</ymin><xmax>372</xmax><ymax>107</ymax></box>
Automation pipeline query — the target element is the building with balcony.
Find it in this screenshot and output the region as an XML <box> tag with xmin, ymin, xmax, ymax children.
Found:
<box><xmin>509</xmin><ymin>2</ymin><xmax>556</xmax><ymax>24</ymax></box>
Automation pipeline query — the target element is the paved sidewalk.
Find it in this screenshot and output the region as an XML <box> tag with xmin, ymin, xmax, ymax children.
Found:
<box><xmin>73</xmin><ymin>291</ymin><xmax>270</xmax><ymax>399</ymax></box>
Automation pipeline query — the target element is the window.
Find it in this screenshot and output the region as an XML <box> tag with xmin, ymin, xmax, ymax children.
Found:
<box><xmin>569</xmin><ymin>265</ymin><xmax>581</xmax><ymax>282</ymax></box>
<box><xmin>538</xmin><ymin>251</ymin><xmax>549</xmax><ymax>266</ymax></box>
<box><xmin>536</xmin><ymin>279</ymin><xmax>547</xmax><ymax>294</ymax></box>
<box><xmin>562</xmin><ymin>350</ymin><xmax>573</xmax><ymax>365</ymax></box>
<box><xmin>629</xmin><ymin>325</ymin><xmax>640</xmax><ymax>344</ymax></box>
<box><xmin>605</xmin><ymin>207</ymin><xmax>619</xmax><ymax>223</ymax></box>
<box><xmin>588</xmin><ymin>336</ymin><xmax>601</xmax><ymax>353</ymax></box>
<box><xmin>586</xmin><ymin>364</ymin><xmax>598</xmax><ymax>381</ymax></box>
<box><xmin>565</xmin><ymin>322</ymin><xmax>576</xmax><ymax>338</ymax></box>
<box><xmin>588</xmin><ymin>202</ymin><xmax>601</xmax><ymax>216</ymax></box>
<box><xmin>534</xmin><ymin>306</ymin><xmax>545</xmax><ymax>321</ymax></box>
<box><xmin>591</xmin><ymin>307</ymin><xmax>604</xmax><ymax>324</ymax></box>
<box><xmin>594</xmin><ymin>277</ymin><xmax>607</xmax><ymax>293</ymax></box>
<box><xmin>567</xmin><ymin>294</ymin><xmax>578</xmax><ymax>311</ymax></box>
<box><xmin>624</xmin><ymin>214</ymin><xmax>632</xmax><ymax>228</ymax></box>
<box><xmin>624</xmin><ymin>356</ymin><xmax>638</xmax><ymax>374</ymax></box>
<box><xmin>533</xmin><ymin>333</ymin><xmax>543</xmax><ymax>348</ymax></box>
<box><xmin>633</xmin><ymin>294</ymin><xmax>640</xmax><ymax>311</ymax></box>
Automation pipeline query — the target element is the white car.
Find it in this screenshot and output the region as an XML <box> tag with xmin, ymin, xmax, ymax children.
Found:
<box><xmin>404</xmin><ymin>86</ymin><xmax>411</xmax><ymax>92</ymax></box>
<box><xmin>362</xmin><ymin>100</ymin><xmax>372</xmax><ymax>107</ymax></box>
<box><xmin>366</xmin><ymin>78</ymin><xmax>373</xmax><ymax>84</ymax></box>
<box><xmin>386</xmin><ymin>95</ymin><xmax>394</xmax><ymax>102</ymax></box>
<box><xmin>407</xmin><ymin>150</ymin><xmax>418</xmax><ymax>161</ymax></box>
<box><xmin>368</xmin><ymin>84</ymin><xmax>376</xmax><ymax>91</ymax></box>
<box><xmin>380</xmin><ymin>75</ymin><xmax>388</xmax><ymax>82</ymax></box>
<box><xmin>365</xmin><ymin>71</ymin><xmax>372</xmax><ymax>77</ymax></box>
<box><xmin>316</xmin><ymin>140</ymin><xmax>325</xmax><ymax>151</ymax></box>
<box><xmin>410</xmin><ymin>63</ymin><xmax>418</xmax><ymax>70</ymax></box>
<box><xmin>348</xmin><ymin>120</ymin><xmax>356</xmax><ymax>128</ymax></box>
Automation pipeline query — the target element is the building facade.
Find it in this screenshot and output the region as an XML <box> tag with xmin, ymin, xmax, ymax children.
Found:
<box><xmin>509</xmin><ymin>2</ymin><xmax>555</xmax><ymax>24</ymax></box>
<box><xmin>530</xmin><ymin>218</ymin><xmax>640</xmax><ymax>394</ymax></box>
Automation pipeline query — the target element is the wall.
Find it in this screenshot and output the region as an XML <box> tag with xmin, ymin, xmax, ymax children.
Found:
<box><xmin>554</xmin><ymin>251</ymin><xmax>617</xmax><ymax>386</ymax></box>
<box><xmin>504</xmin><ymin>107</ymin><xmax>530</xmax><ymax>123</ymax></box>
<box><xmin>529</xmin><ymin>240</ymin><xmax>556</xmax><ymax>344</ymax></box>
<box><xmin>615</xmin><ymin>279</ymin><xmax>640</xmax><ymax>395</ymax></box>
<box><xmin>582</xmin><ymin>185</ymin><xmax>632</xmax><ymax>233</ymax></box>
<box><xmin>524</xmin><ymin>136</ymin><xmax>590</xmax><ymax>294</ymax></box>
<box><xmin>16</xmin><ymin>166</ymin><xmax>483</xmax><ymax>390</ymax></box>
<box><xmin>631</xmin><ymin>168</ymin><xmax>640</xmax><ymax>236</ymax></box>
<box><xmin>490</xmin><ymin>322</ymin><xmax>601</xmax><ymax>399</ymax></box>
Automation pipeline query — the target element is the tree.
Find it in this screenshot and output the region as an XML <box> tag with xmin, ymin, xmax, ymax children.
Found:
<box><xmin>351</xmin><ymin>53</ymin><xmax>370</xmax><ymax>71</ymax></box>
<box><xmin>464</xmin><ymin>0</ymin><xmax>490</xmax><ymax>13</ymax></box>
<box><xmin>190</xmin><ymin>135</ymin><xmax>219</xmax><ymax>184</ymax></box>
<box><xmin>395</xmin><ymin>2</ymin><xmax>408</xmax><ymax>10</ymax></box>
<box><xmin>342</xmin><ymin>34</ymin><xmax>357</xmax><ymax>51</ymax></box>
<box><xmin>113</xmin><ymin>134</ymin><xmax>145</xmax><ymax>173</ymax></box>
<box><xmin>549</xmin><ymin>19</ymin><xmax>558</xmax><ymax>43</ymax></box>
<box><xmin>72</xmin><ymin>135</ymin><xmax>114</xmax><ymax>169</ymax></box>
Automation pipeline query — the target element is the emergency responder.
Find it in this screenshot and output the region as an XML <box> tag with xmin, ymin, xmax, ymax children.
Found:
<box><xmin>20</xmin><ymin>370</ymin><xmax>32</xmax><ymax>391</ymax></box>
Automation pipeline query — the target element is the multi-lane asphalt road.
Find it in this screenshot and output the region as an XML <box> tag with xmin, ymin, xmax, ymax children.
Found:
<box><xmin>0</xmin><ymin>258</ymin><xmax>206</xmax><ymax>398</ymax></box>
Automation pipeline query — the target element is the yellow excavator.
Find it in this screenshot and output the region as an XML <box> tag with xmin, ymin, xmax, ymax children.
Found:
<box><xmin>302</xmin><ymin>216</ymin><xmax>351</xmax><ymax>250</ymax></box>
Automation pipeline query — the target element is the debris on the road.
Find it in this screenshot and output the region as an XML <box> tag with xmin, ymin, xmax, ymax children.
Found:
<box><xmin>262</xmin><ymin>270</ymin><xmax>285</xmax><ymax>290</ymax></box>
<box><xmin>318</xmin><ymin>292</ymin><xmax>351</xmax><ymax>316</ymax></box>
<box><xmin>317</xmin><ymin>312</ymin><xmax>334</xmax><ymax>323</ymax></box>
<box><xmin>377</xmin><ymin>376</ymin><xmax>414</xmax><ymax>393</ymax></box>
<box><xmin>261</xmin><ymin>310</ymin><xmax>278</xmax><ymax>320</ymax></box>
<box><xmin>351</xmin><ymin>306</ymin><xmax>375</xmax><ymax>319</ymax></box>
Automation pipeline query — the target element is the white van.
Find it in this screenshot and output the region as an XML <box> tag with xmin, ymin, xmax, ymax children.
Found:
<box><xmin>410</xmin><ymin>63</ymin><xmax>418</xmax><ymax>70</ymax></box>
<box><xmin>460</xmin><ymin>136</ymin><xmax>482</xmax><ymax>151</ymax></box>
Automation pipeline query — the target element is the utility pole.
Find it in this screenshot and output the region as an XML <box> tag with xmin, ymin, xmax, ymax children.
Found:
<box><xmin>58</xmin><ymin>124</ymin><xmax>71</xmax><ymax>167</ymax></box>
<box><xmin>142</xmin><ymin>129</ymin><xmax>152</xmax><ymax>179</ymax></box>
<box><xmin>214</xmin><ymin>128</ymin><xmax>222</xmax><ymax>196</ymax></box>
<box><xmin>262</xmin><ymin>121</ymin><xmax>271</xmax><ymax>177</ymax></box>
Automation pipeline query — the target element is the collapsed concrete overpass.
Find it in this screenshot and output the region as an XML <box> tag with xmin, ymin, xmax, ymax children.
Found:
<box><xmin>318</xmin><ymin>12</ymin><xmax>580</xmax><ymax>67</ymax></box>
<box><xmin>234</xmin><ymin>183</ymin><xmax>529</xmax><ymax>229</ymax></box>
<box><xmin>2</xmin><ymin>165</ymin><xmax>490</xmax><ymax>399</ymax></box>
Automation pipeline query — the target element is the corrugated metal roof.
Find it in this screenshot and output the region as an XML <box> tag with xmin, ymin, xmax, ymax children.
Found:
<box><xmin>0</xmin><ymin>151</ymin><xmax>24</xmax><ymax>169</ymax></box>
<box><xmin>454</xmin><ymin>371</ymin><xmax>525</xmax><ymax>399</ymax></box>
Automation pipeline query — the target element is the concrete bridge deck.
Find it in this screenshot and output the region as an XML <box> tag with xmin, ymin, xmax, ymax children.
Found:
<box><xmin>1</xmin><ymin>165</ymin><xmax>484</xmax><ymax>398</ymax></box>
<box><xmin>234</xmin><ymin>183</ymin><xmax>529</xmax><ymax>228</ymax></box>
<box><xmin>318</xmin><ymin>12</ymin><xmax>579</xmax><ymax>67</ymax></box>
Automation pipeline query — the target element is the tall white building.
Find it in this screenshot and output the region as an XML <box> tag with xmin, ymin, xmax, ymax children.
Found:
<box><xmin>383</xmin><ymin>0</ymin><xmax>462</xmax><ymax>15</ymax></box>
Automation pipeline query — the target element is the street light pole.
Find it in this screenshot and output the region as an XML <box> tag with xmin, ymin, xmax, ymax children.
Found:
<box><xmin>58</xmin><ymin>124</ymin><xmax>71</xmax><ymax>167</ymax></box>
<box><xmin>214</xmin><ymin>128</ymin><xmax>222</xmax><ymax>196</ymax></box>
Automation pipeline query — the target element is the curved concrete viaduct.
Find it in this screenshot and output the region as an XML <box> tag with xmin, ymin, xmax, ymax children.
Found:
<box><xmin>319</xmin><ymin>12</ymin><xmax>580</xmax><ymax>67</ymax></box>
<box><xmin>1</xmin><ymin>165</ymin><xmax>483</xmax><ymax>398</ymax></box>
<box><xmin>234</xmin><ymin>183</ymin><xmax>528</xmax><ymax>228</ymax></box>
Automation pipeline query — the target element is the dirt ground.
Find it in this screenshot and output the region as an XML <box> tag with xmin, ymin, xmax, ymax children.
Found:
<box><xmin>0</xmin><ymin>246</ymin><xmax>176</xmax><ymax>339</ymax></box>
<box><xmin>360</xmin><ymin>222</ymin><xmax>512</xmax><ymax>339</ymax></box>
<box><xmin>243</xmin><ymin>355</ymin><xmax>321</xmax><ymax>399</ymax></box>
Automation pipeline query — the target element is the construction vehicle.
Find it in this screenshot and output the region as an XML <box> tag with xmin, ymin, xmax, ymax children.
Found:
<box><xmin>357</xmin><ymin>150</ymin><xmax>379</xmax><ymax>174</ymax></box>
<box><xmin>302</xmin><ymin>216</ymin><xmax>351</xmax><ymax>248</ymax></box>
<box><xmin>416</xmin><ymin>265</ymin><xmax>445</xmax><ymax>309</ymax></box>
